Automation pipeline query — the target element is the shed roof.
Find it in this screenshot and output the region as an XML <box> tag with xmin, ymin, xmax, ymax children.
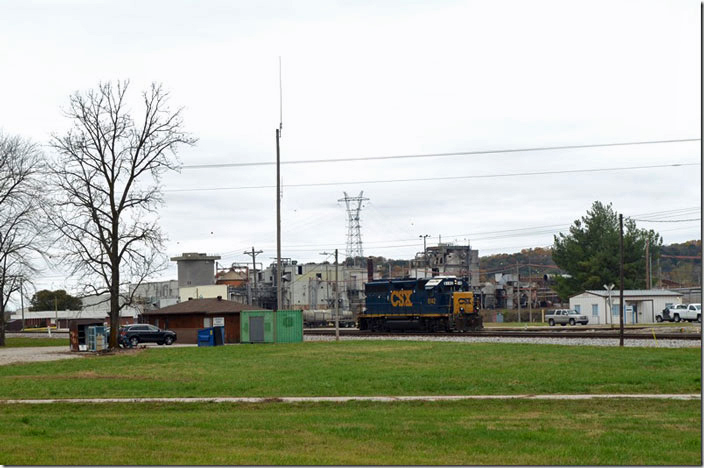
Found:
<box><xmin>142</xmin><ymin>298</ymin><xmax>268</xmax><ymax>315</ymax></box>
<box><xmin>574</xmin><ymin>289</ymin><xmax>683</xmax><ymax>299</ymax></box>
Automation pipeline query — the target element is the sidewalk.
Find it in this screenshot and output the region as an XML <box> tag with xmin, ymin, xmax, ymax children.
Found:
<box><xmin>1</xmin><ymin>394</ymin><xmax>700</xmax><ymax>404</ymax></box>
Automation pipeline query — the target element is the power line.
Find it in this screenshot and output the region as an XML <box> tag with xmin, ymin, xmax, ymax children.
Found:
<box><xmin>632</xmin><ymin>218</ymin><xmax>701</xmax><ymax>223</ymax></box>
<box><xmin>238</xmin><ymin>206</ymin><xmax>702</xmax><ymax>252</ymax></box>
<box><xmin>165</xmin><ymin>162</ymin><xmax>700</xmax><ymax>193</ymax></box>
<box><xmin>181</xmin><ymin>138</ymin><xmax>699</xmax><ymax>169</ymax></box>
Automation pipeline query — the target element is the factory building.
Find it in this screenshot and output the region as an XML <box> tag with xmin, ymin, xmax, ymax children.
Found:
<box><xmin>255</xmin><ymin>260</ymin><xmax>366</xmax><ymax>314</ymax></box>
<box><xmin>423</xmin><ymin>243</ymin><xmax>480</xmax><ymax>287</ymax></box>
<box><xmin>170</xmin><ymin>252</ymin><xmax>221</xmax><ymax>287</ymax></box>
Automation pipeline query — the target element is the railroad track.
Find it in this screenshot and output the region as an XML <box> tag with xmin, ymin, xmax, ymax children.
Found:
<box><xmin>305</xmin><ymin>328</ymin><xmax>702</xmax><ymax>341</ymax></box>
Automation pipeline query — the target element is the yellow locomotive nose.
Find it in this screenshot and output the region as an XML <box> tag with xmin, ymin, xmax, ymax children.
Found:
<box><xmin>453</xmin><ymin>291</ymin><xmax>475</xmax><ymax>315</ymax></box>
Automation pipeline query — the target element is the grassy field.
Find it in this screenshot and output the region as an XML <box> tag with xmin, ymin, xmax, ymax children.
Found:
<box><xmin>0</xmin><ymin>399</ymin><xmax>700</xmax><ymax>465</ymax></box>
<box><xmin>0</xmin><ymin>341</ymin><xmax>700</xmax><ymax>399</ymax></box>
<box><xmin>4</xmin><ymin>337</ymin><xmax>69</xmax><ymax>348</ymax></box>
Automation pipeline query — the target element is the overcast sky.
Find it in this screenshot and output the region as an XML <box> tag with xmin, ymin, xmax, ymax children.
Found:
<box><xmin>0</xmin><ymin>0</ymin><xmax>701</xmax><ymax>296</ymax></box>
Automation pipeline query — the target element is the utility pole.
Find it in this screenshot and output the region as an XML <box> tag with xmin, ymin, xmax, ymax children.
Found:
<box><xmin>244</xmin><ymin>247</ymin><xmax>263</xmax><ymax>306</ymax></box>
<box><xmin>619</xmin><ymin>213</ymin><xmax>624</xmax><ymax>347</ymax></box>
<box><xmin>419</xmin><ymin>235</ymin><xmax>429</xmax><ymax>277</ymax></box>
<box><xmin>276</xmin><ymin>127</ymin><xmax>282</xmax><ymax>312</ymax></box>
<box><xmin>645</xmin><ymin>237</ymin><xmax>650</xmax><ymax>290</ymax></box>
<box><xmin>528</xmin><ymin>264</ymin><xmax>532</xmax><ymax>323</ymax></box>
<box><xmin>335</xmin><ymin>249</ymin><xmax>339</xmax><ymax>341</ymax></box>
<box><xmin>275</xmin><ymin>57</ymin><xmax>283</xmax><ymax>314</ymax></box>
<box><xmin>320</xmin><ymin>250</ymin><xmax>340</xmax><ymax>341</ymax></box>
<box><xmin>516</xmin><ymin>263</ymin><xmax>521</xmax><ymax>323</ymax></box>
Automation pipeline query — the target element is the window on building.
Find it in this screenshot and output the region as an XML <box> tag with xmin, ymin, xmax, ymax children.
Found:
<box><xmin>204</xmin><ymin>317</ymin><xmax>212</xmax><ymax>328</ymax></box>
<box><xmin>297</xmin><ymin>265</ymin><xmax>303</xmax><ymax>275</ymax></box>
<box><xmin>592</xmin><ymin>304</ymin><xmax>598</xmax><ymax>316</ymax></box>
<box><xmin>574</xmin><ymin>305</ymin><xmax>581</xmax><ymax>313</ymax></box>
<box><xmin>612</xmin><ymin>304</ymin><xmax>619</xmax><ymax>315</ymax></box>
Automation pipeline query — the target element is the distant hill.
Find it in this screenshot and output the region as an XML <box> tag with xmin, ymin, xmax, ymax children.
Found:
<box><xmin>479</xmin><ymin>247</ymin><xmax>561</xmax><ymax>282</ymax></box>
<box><xmin>479</xmin><ymin>240</ymin><xmax>701</xmax><ymax>287</ymax></box>
<box><xmin>658</xmin><ymin>240</ymin><xmax>702</xmax><ymax>287</ymax></box>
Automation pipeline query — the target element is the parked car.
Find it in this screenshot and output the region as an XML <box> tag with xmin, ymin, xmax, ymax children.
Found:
<box><xmin>546</xmin><ymin>309</ymin><xmax>589</xmax><ymax>326</ymax></box>
<box><xmin>120</xmin><ymin>324</ymin><xmax>177</xmax><ymax>347</ymax></box>
<box><xmin>657</xmin><ymin>304</ymin><xmax>701</xmax><ymax>323</ymax></box>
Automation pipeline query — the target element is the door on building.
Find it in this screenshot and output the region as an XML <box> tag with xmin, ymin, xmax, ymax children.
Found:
<box><xmin>632</xmin><ymin>304</ymin><xmax>638</xmax><ymax>324</ymax></box>
<box><xmin>249</xmin><ymin>316</ymin><xmax>265</xmax><ymax>343</ymax></box>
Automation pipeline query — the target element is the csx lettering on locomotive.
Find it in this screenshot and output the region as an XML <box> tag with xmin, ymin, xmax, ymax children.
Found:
<box><xmin>390</xmin><ymin>290</ymin><xmax>413</xmax><ymax>307</ymax></box>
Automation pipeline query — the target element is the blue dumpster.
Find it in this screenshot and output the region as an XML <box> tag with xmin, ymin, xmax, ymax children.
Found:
<box><xmin>198</xmin><ymin>328</ymin><xmax>215</xmax><ymax>347</ymax></box>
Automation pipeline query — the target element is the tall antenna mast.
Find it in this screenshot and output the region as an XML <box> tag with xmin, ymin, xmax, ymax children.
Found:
<box><xmin>275</xmin><ymin>57</ymin><xmax>283</xmax><ymax>311</ymax></box>
<box><xmin>279</xmin><ymin>56</ymin><xmax>283</xmax><ymax>133</ymax></box>
<box><xmin>339</xmin><ymin>191</ymin><xmax>369</xmax><ymax>266</ymax></box>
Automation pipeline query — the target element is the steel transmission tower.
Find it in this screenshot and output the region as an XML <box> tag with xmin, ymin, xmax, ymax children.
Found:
<box><xmin>339</xmin><ymin>191</ymin><xmax>369</xmax><ymax>264</ymax></box>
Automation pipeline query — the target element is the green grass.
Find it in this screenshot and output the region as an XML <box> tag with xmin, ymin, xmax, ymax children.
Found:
<box><xmin>0</xmin><ymin>399</ymin><xmax>700</xmax><ymax>465</ymax></box>
<box><xmin>0</xmin><ymin>341</ymin><xmax>700</xmax><ymax>399</ymax></box>
<box><xmin>4</xmin><ymin>337</ymin><xmax>69</xmax><ymax>348</ymax></box>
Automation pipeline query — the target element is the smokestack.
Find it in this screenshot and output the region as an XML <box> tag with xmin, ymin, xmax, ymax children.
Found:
<box><xmin>367</xmin><ymin>257</ymin><xmax>374</xmax><ymax>283</ymax></box>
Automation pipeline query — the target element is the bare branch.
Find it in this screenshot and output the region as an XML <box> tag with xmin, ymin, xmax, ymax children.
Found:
<box><xmin>48</xmin><ymin>81</ymin><xmax>196</xmax><ymax>349</ymax></box>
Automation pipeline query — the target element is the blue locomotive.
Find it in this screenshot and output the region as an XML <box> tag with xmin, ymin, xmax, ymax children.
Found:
<box><xmin>359</xmin><ymin>276</ymin><xmax>483</xmax><ymax>332</ymax></box>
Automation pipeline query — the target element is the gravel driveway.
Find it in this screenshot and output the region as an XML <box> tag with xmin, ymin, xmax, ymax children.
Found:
<box><xmin>0</xmin><ymin>346</ymin><xmax>84</xmax><ymax>366</ymax></box>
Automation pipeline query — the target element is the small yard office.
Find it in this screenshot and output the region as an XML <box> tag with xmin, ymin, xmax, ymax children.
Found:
<box><xmin>142</xmin><ymin>298</ymin><xmax>302</xmax><ymax>344</ymax></box>
<box><xmin>142</xmin><ymin>298</ymin><xmax>262</xmax><ymax>344</ymax></box>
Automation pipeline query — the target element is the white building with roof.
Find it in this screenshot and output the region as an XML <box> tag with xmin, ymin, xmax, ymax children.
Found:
<box><xmin>569</xmin><ymin>289</ymin><xmax>683</xmax><ymax>325</ymax></box>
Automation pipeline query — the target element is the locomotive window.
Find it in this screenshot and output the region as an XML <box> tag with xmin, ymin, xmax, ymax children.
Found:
<box><xmin>365</xmin><ymin>284</ymin><xmax>388</xmax><ymax>294</ymax></box>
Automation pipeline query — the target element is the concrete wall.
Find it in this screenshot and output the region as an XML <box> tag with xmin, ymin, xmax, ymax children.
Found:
<box><xmin>177</xmin><ymin>260</ymin><xmax>217</xmax><ymax>287</ymax></box>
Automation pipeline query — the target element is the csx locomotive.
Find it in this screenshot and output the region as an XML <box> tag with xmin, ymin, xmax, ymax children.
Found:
<box><xmin>359</xmin><ymin>276</ymin><xmax>483</xmax><ymax>332</ymax></box>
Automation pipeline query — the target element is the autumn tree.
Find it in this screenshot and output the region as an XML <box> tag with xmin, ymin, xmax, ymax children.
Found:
<box><xmin>0</xmin><ymin>133</ymin><xmax>45</xmax><ymax>346</ymax></box>
<box><xmin>552</xmin><ymin>201</ymin><xmax>662</xmax><ymax>299</ymax></box>
<box><xmin>49</xmin><ymin>81</ymin><xmax>196</xmax><ymax>349</ymax></box>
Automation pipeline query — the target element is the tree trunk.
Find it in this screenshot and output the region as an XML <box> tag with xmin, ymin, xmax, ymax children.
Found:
<box><xmin>0</xmin><ymin>302</ymin><xmax>5</xmax><ymax>347</ymax></box>
<box><xmin>109</xmin><ymin>261</ymin><xmax>120</xmax><ymax>349</ymax></box>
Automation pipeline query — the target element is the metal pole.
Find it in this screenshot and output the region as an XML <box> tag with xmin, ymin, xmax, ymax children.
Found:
<box><xmin>466</xmin><ymin>241</ymin><xmax>470</xmax><ymax>283</ymax></box>
<box><xmin>276</xmin><ymin>128</ymin><xmax>282</xmax><ymax>312</ymax></box>
<box><xmin>420</xmin><ymin>235</ymin><xmax>429</xmax><ymax>277</ymax></box>
<box><xmin>528</xmin><ymin>264</ymin><xmax>532</xmax><ymax>323</ymax></box>
<box><xmin>335</xmin><ymin>248</ymin><xmax>339</xmax><ymax>341</ymax></box>
<box><xmin>244</xmin><ymin>247</ymin><xmax>263</xmax><ymax>306</ymax></box>
<box><xmin>516</xmin><ymin>263</ymin><xmax>521</xmax><ymax>323</ymax></box>
<box><xmin>645</xmin><ymin>237</ymin><xmax>650</xmax><ymax>290</ymax></box>
<box><xmin>619</xmin><ymin>214</ymin><xmax>624</xmax><ymax>347</ymax></box>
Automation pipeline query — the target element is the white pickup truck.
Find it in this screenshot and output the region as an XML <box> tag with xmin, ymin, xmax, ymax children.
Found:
<box><xmin>655</xmin><ymin>303</ymin><xmax>701</xmax><ymax>323</ymax></box>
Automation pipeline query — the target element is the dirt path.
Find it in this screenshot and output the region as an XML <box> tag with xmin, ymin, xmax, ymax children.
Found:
<box><xmin>1</xmin><ymin>394</ymin><xmax>700</xmax><ymax>404</ymax></box>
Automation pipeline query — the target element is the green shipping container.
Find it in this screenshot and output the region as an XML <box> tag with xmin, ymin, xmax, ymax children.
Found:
<box><xmin>240</xmin><ymin>310</ymin><xmax>302</xmax><ymax>344</ymax></box>
<box><xmin>275</xmin><ymin>310</ymin><xmax>303</xmax><ymax>343</ymax></box>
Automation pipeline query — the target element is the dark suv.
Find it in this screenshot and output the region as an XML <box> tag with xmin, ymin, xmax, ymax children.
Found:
<box><xmin>120</xmin><ymin>324</ymin><xmax>177</xmax><ymax>347</ymax></box>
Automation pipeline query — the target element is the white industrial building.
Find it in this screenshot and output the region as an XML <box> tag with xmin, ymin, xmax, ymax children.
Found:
<box><xmin>569</xmin><ymin>289</ymin><xmax>683</xmax><ymax>325</ymax></box>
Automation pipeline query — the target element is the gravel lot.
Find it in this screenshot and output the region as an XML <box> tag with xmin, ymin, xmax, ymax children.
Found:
<box><xmin>304</xmin><ymin>334</ymin><xmax>701</xmax><ymax>348</ymax></box>
<box><xmin>0</xmin><ymin>346</ymin><xmax>84</xmax><ymax>366</ymax></box>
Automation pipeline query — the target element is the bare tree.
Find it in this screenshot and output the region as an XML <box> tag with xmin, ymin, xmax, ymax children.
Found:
<box><xmin>49</xmin><ymin>81</ymin><xmax>196</xmax><ymax>349</ymax></box>
<box><xmin>0</xmin><ymin>133</ymin><xmax>45</xmax><ymax>346</ymax></box>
